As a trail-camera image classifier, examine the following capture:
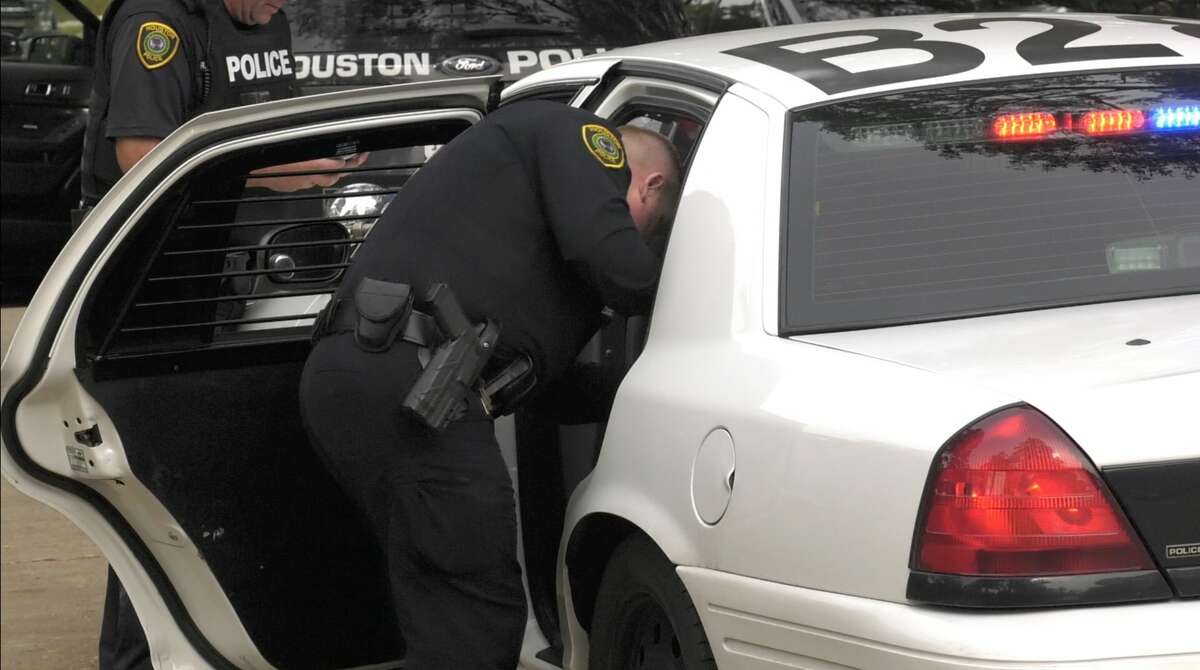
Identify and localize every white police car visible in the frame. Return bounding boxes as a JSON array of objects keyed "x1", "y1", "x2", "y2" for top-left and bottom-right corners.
[{"x1": 3, "y1": 13, "x2": 1199, "y2": 670}]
